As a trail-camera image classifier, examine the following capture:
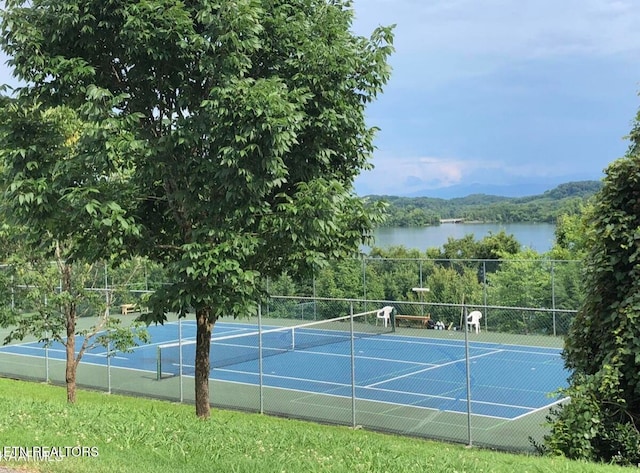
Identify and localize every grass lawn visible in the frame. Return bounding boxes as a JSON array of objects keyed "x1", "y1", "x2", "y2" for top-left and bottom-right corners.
[{"x1": 0, "y1": 378, "x2": 631, "y2": 473}]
